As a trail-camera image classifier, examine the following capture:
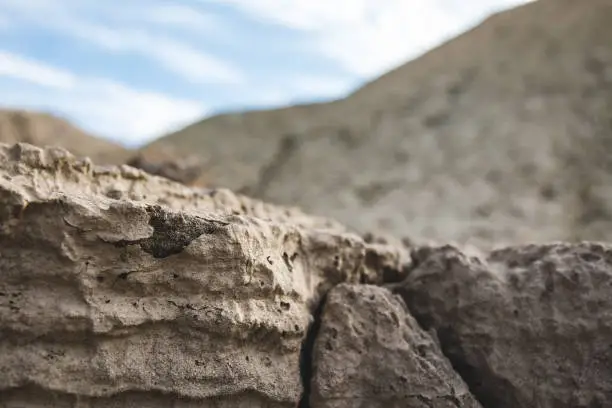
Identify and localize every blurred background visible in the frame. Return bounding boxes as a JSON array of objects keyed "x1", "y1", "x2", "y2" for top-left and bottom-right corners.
[{"x1": 2, "y1": 0, "x2": 612, "y2": 248}]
